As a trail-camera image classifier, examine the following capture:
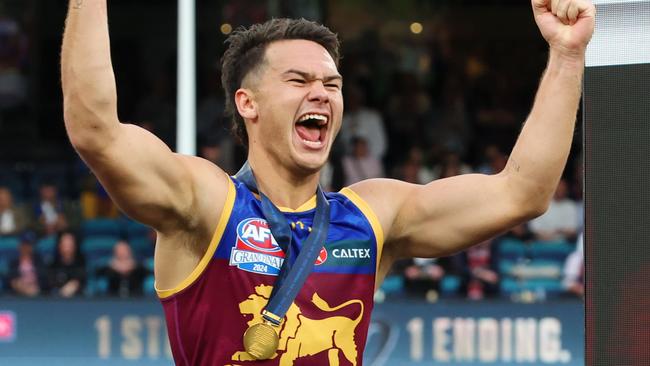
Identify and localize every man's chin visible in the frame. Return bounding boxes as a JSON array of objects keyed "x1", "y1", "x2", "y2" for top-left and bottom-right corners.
[{"x1": 293, "y1": 153, "x2": 329, "y2": 174}]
